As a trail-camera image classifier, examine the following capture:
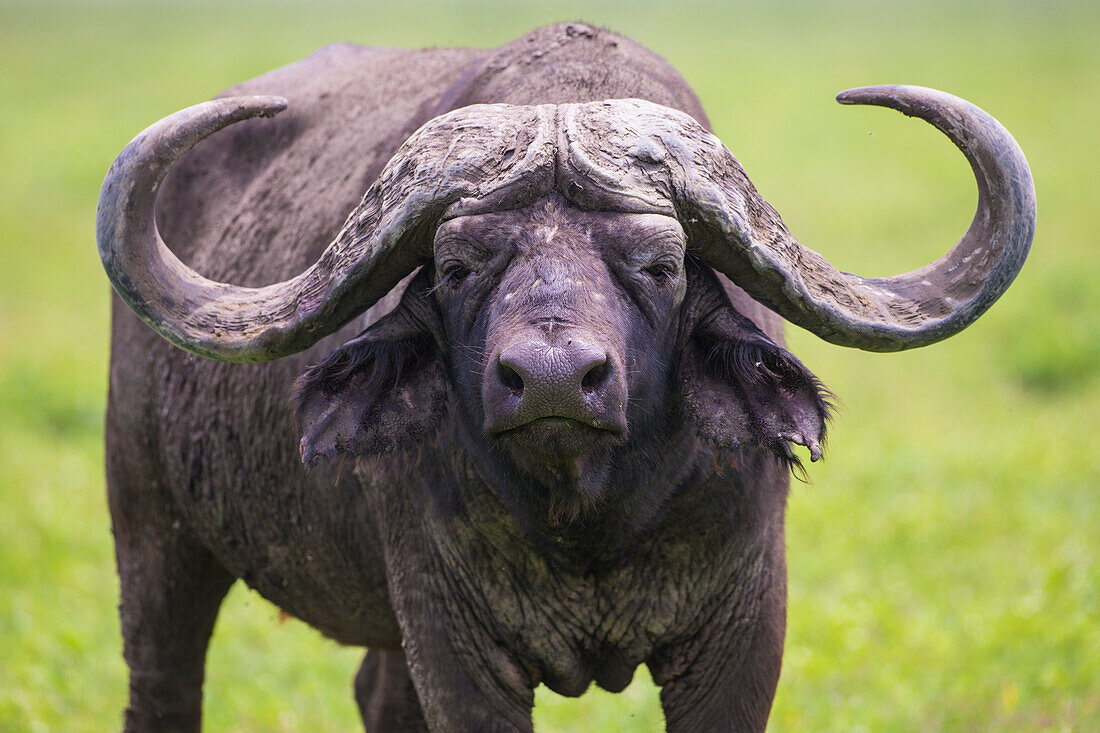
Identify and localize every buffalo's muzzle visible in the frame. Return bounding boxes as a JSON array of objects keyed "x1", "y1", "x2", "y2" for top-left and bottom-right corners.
[{"x1": 483, "y1": 335, "x2": 627, "y2": 445}]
